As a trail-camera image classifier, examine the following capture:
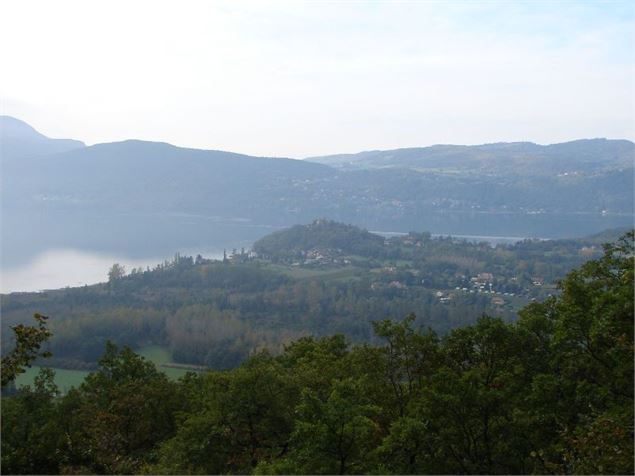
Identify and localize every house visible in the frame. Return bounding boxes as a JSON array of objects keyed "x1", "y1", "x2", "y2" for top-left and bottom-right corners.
[
  {"x1": 579, "y1": 246, "x2": 596, "y2": 256},
  {"x1": 389, "y1": 281, "x2": 407, "y2": 289}
]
